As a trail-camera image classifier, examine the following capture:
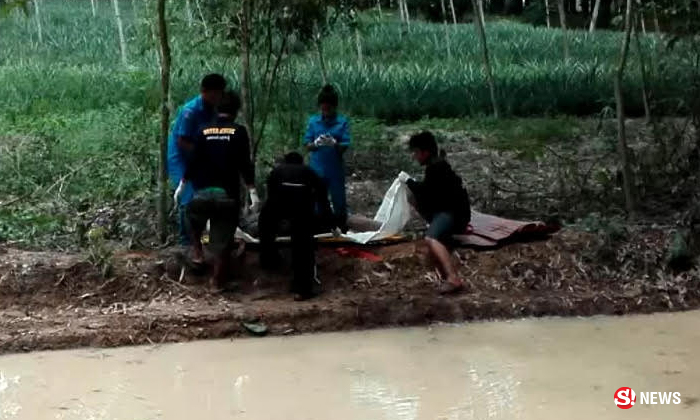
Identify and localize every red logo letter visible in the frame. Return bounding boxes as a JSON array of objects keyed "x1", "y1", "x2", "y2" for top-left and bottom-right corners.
[{"x1": 614, "y1": 387, "x2": 636, "y2": 409}]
